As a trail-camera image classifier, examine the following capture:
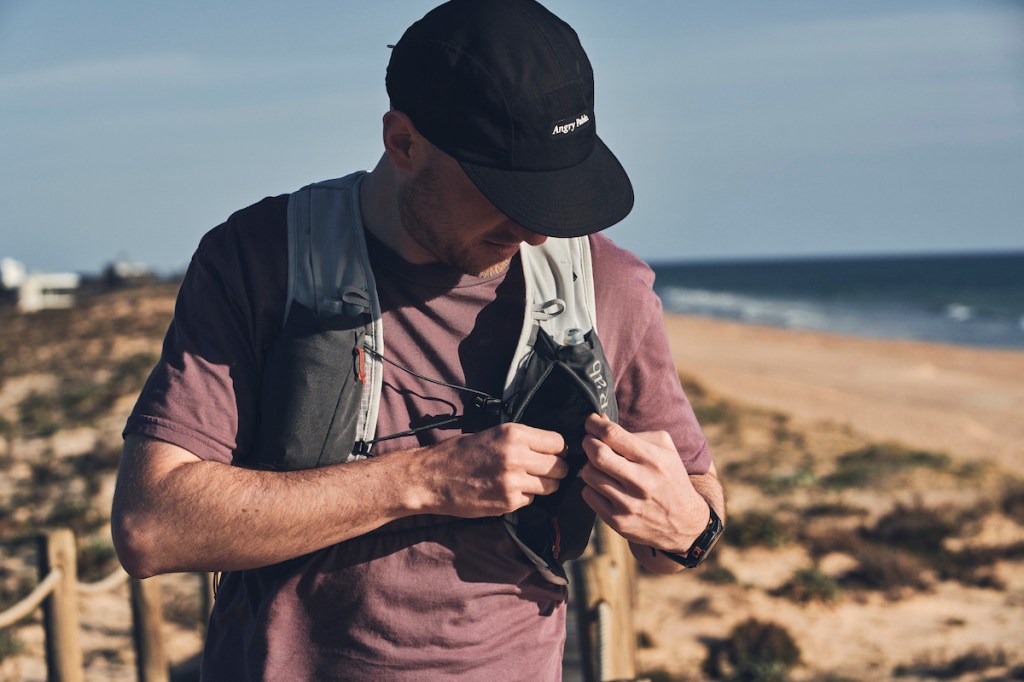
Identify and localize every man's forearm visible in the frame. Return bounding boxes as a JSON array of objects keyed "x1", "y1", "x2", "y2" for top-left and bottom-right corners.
[
  {"x1": 690, "y1": 471, "x2": 726, "y2": 525},
  {"x1": 112, "y1": 435, "x2": 427, "y2": 577},
  {"x1": 112, "y1": 425, "x2": 568, "y2": 578}
]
